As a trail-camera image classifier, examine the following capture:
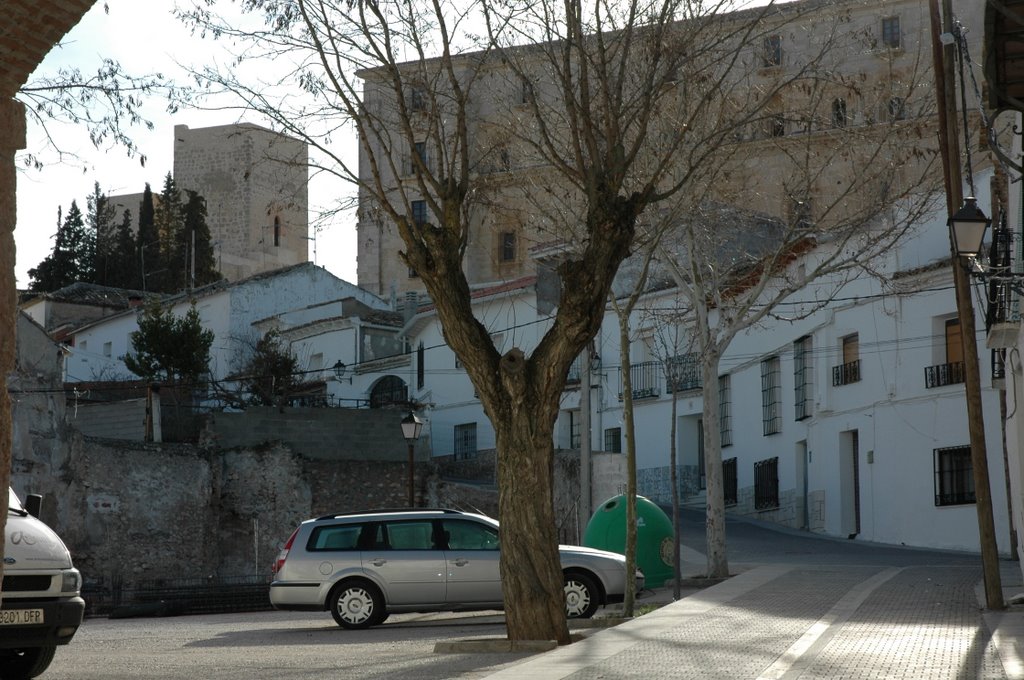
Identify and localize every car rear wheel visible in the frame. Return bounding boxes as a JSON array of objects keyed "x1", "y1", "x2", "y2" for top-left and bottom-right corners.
[
  {"x1": 563, "y1": 572, "x2": 600, "y2": 619},
  {"x1": 329, "y1": 579, "x2": 386, "y2": 629}
]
